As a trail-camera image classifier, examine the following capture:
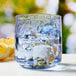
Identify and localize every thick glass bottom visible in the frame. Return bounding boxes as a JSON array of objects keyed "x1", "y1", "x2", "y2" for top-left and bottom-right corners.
[{"x1": 16, "y1": 57, "x2": 61, "y2": 69}]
